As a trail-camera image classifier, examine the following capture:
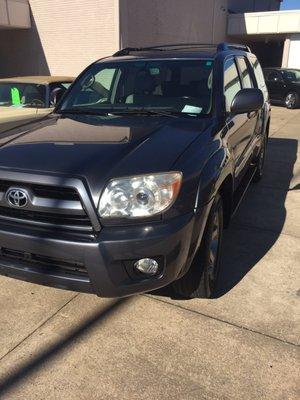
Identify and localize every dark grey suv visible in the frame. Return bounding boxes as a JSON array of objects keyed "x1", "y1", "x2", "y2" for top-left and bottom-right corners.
[{"x1": 0, "y1": 43, "x2": 270, "y2": 299}]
